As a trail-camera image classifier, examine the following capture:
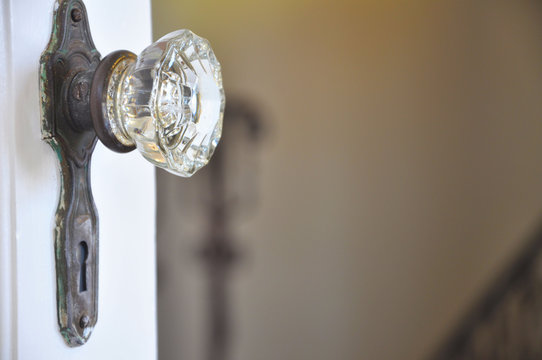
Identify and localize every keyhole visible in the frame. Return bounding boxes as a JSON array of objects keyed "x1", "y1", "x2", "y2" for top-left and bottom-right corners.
[{"x1": 78, "y1": 241, "x2": 89, "y2": 293}]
